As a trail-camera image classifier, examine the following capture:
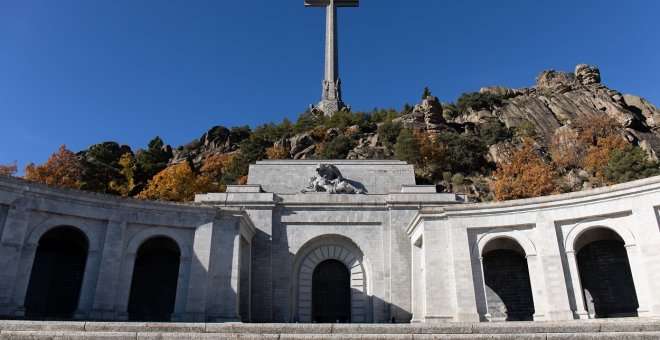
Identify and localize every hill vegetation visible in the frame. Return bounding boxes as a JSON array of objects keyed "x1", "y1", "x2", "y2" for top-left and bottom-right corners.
[{"x1": 3, "y1": 64, "x2": 660, "y2": 202}]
